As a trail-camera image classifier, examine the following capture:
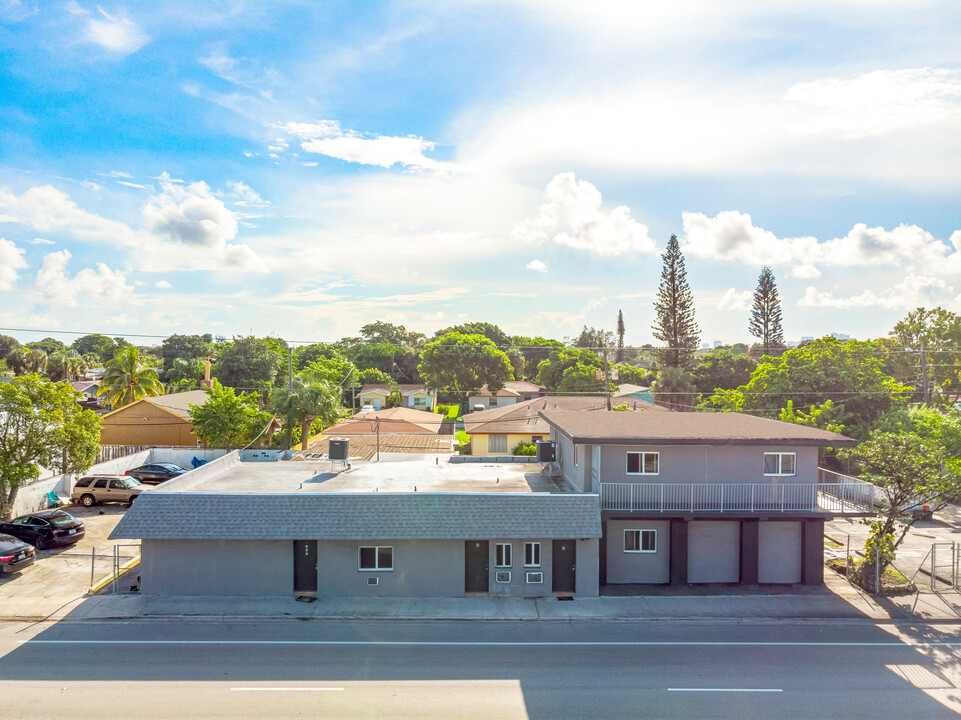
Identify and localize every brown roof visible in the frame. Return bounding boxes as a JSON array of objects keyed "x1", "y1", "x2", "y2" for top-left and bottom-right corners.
[
  {"x1": 504, "y1": 380, "x2": 546, "y2": 394},
  {"x1": 297, "y1": 433, "x2": 455, "y2": 461},
  {"x1": 99, "y1": 389, "x2": 209, "y2": 421},
  {"x1": 471, "y1": 384, "x2": 521, "y2": 398},
  {"x1": 360, "y1": 384, "x2": 429, "y2": 396},
  {"x1": 325, "y1": 407, "x2": 449, "y2": 435},
  {"x1": 465, "y1": 395, "x2": 664, "y2": 436},
  {"x1": 539, "y1": 410, "x2": 856, "y2": 446}
]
